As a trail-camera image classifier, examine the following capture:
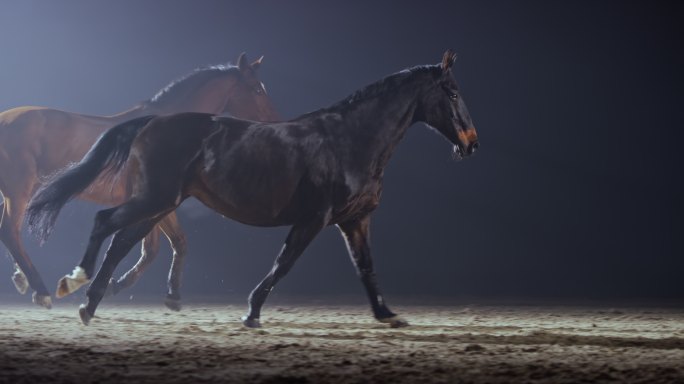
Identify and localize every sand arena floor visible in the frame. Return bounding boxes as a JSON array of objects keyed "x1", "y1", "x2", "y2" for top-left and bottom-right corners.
[{"x1": 0, "y1": 295, "x2": 683, "y2": 383}]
